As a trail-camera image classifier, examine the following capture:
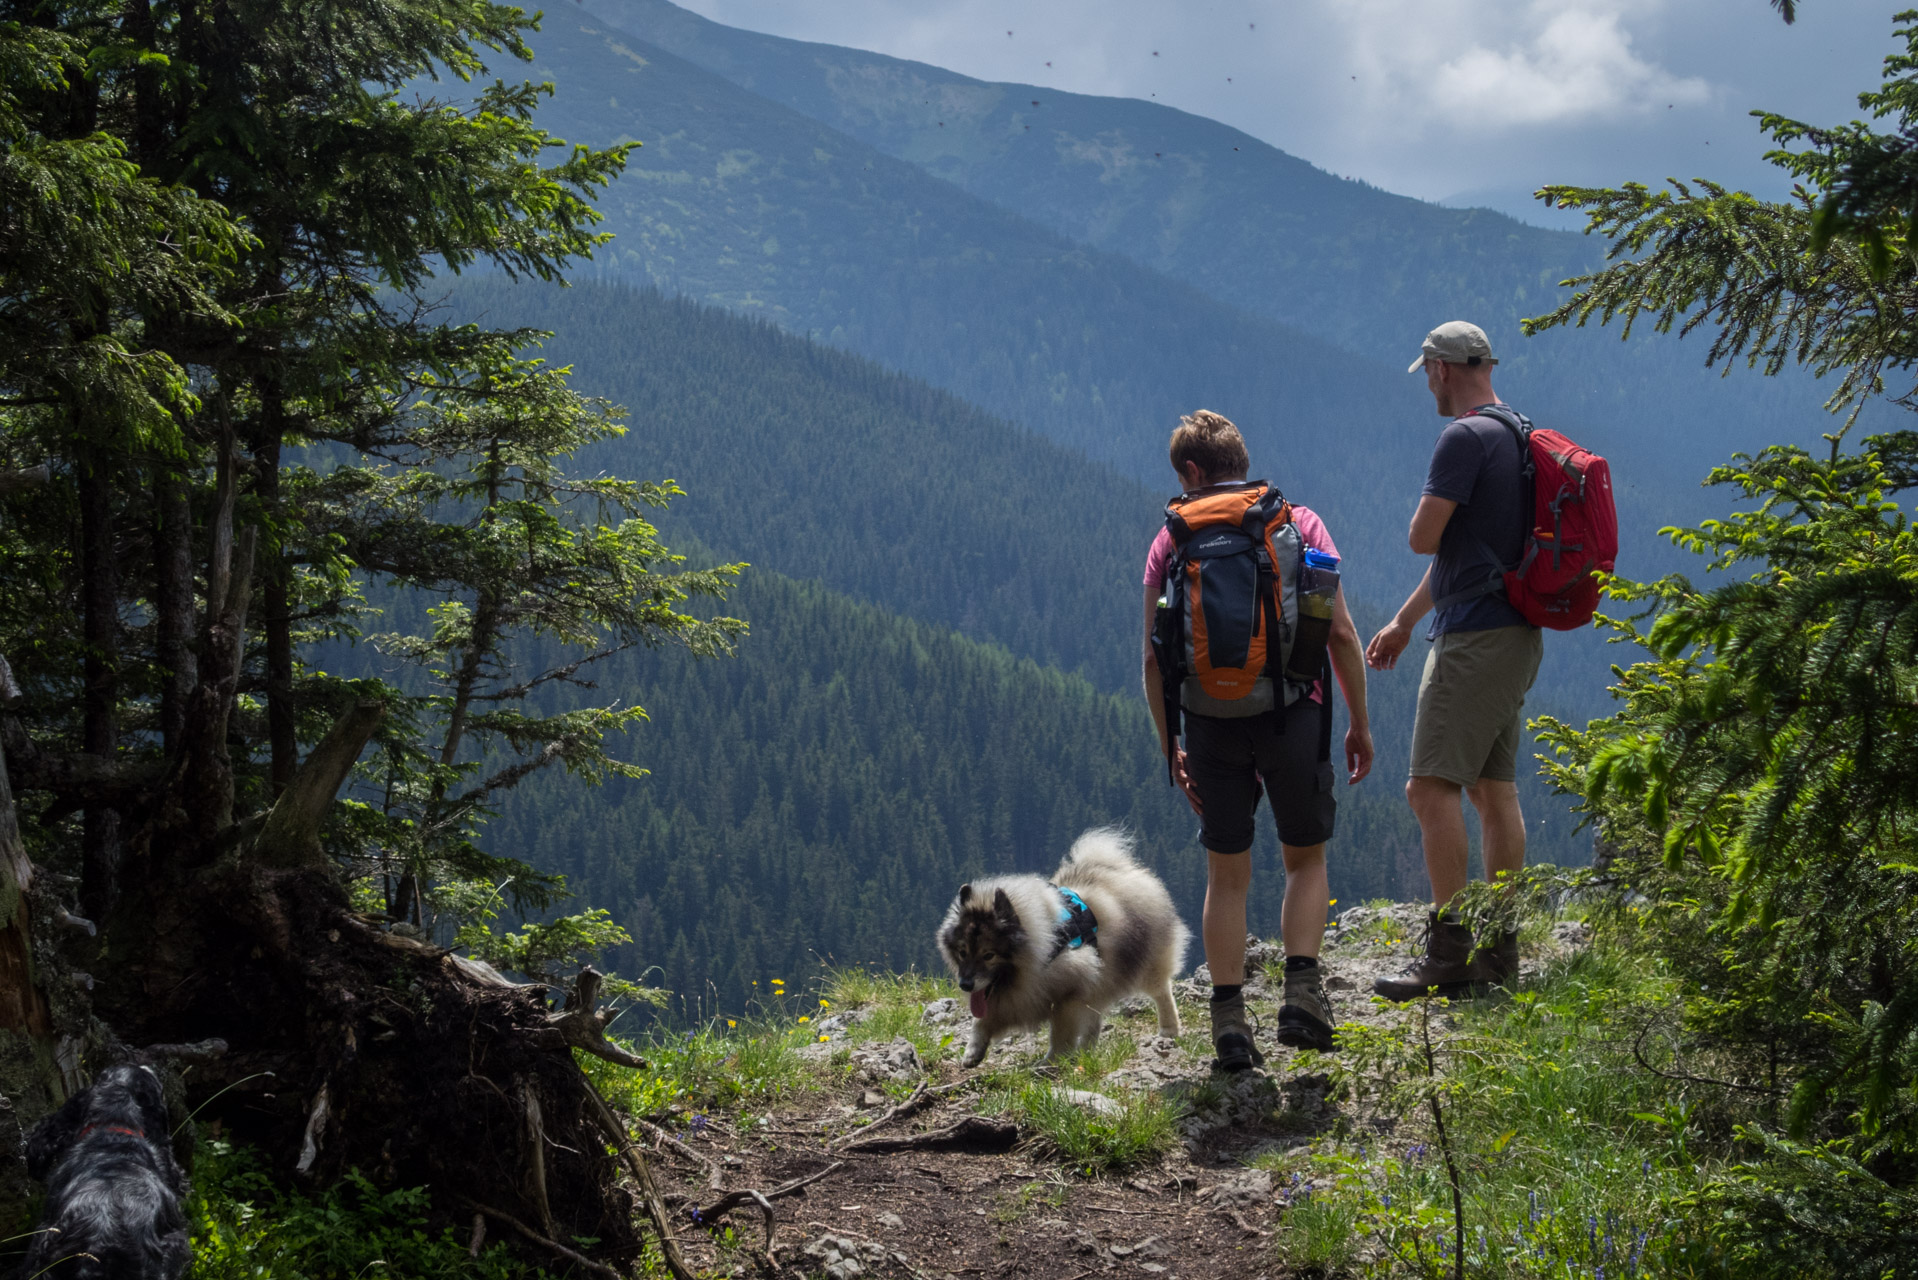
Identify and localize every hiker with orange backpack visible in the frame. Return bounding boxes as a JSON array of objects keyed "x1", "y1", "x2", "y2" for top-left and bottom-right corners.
[
  {"x1": 1365, "y1": 322, "x2": 1616, "y2": 1000},
  {"x1": 1144, "y1": 411, "x2": 1374, "y2": 1068}
]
